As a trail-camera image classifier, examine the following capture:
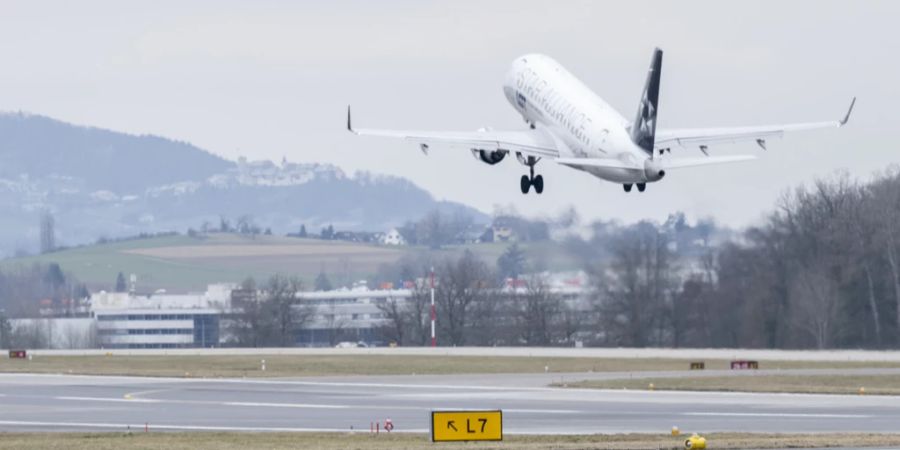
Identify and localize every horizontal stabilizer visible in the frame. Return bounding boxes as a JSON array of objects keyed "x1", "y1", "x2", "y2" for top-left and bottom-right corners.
[
  {"x1": 555, "y1": 158, "x2": 635, "y2": 170},
  {"x1": 556, "y1": 155, "x2": 755, "y2": 171},
  {"x1": 663, "y1": 155, "x2": 756, "y2": 169}
]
